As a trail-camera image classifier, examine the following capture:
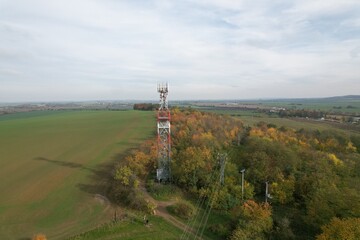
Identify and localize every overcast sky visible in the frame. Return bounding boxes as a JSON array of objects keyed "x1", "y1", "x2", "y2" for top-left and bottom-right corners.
[{"x1": 0, "y1": 0, "x2": 359, "y2": 102}]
